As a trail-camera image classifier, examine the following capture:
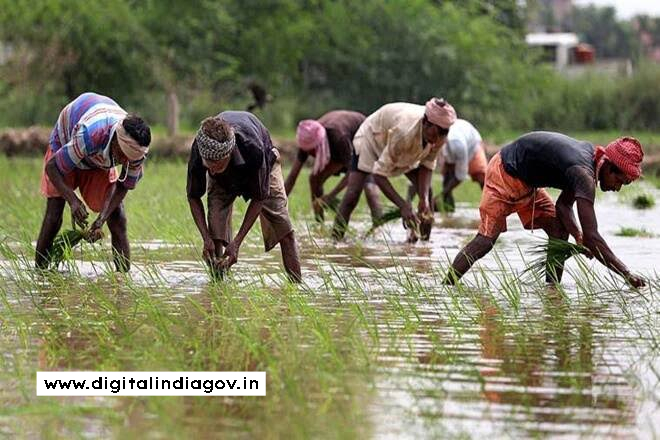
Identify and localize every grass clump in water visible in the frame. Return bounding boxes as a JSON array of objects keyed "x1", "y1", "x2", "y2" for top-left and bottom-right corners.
[
  {"x1": 615, "y1": 227, "x2": 656, "y2": 238},
  {"x1": 632, "y1": 193, "x2": 655, "y2": 209}
]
